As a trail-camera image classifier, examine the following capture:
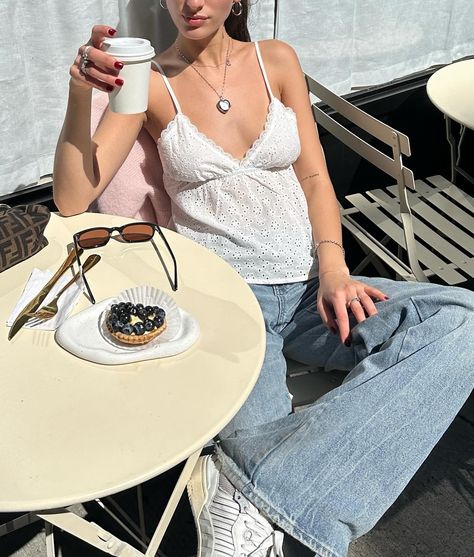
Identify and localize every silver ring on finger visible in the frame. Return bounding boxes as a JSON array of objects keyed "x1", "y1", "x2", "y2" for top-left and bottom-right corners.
[
  {"x1": 348, "y1": 296, "x2": 361, "y2": 306},
  {"x1": 81, "y1": 45, "x2": 92, "y2": 62},
  {"x1": 79, "y1": 59, "x2": 90, "y2": 76}
]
